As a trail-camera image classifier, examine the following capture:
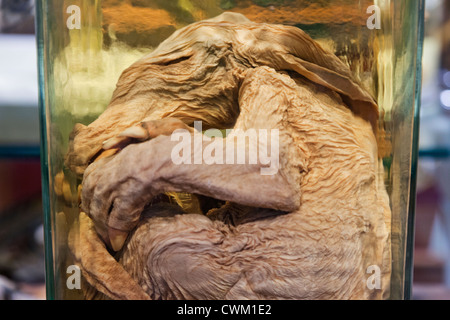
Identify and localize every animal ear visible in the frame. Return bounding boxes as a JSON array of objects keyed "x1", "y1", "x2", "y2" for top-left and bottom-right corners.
[
  {"x1": 282, "y1": 54, "x2": 379, "y2": 131},
  {"x1": 254, "y1": 25, "x2": 379, "y2": 130},
  {"x1": 292, "y1": 30, "x2": 378, "y2": 130}
]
